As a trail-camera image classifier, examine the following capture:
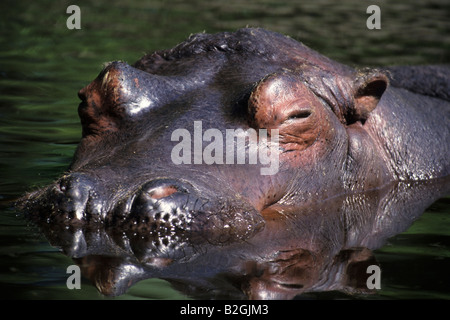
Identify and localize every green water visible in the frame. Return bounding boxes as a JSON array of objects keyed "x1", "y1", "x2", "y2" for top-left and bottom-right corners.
[{"x1": 0, "y1": 0, "x2": 449, "y2": 299}]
